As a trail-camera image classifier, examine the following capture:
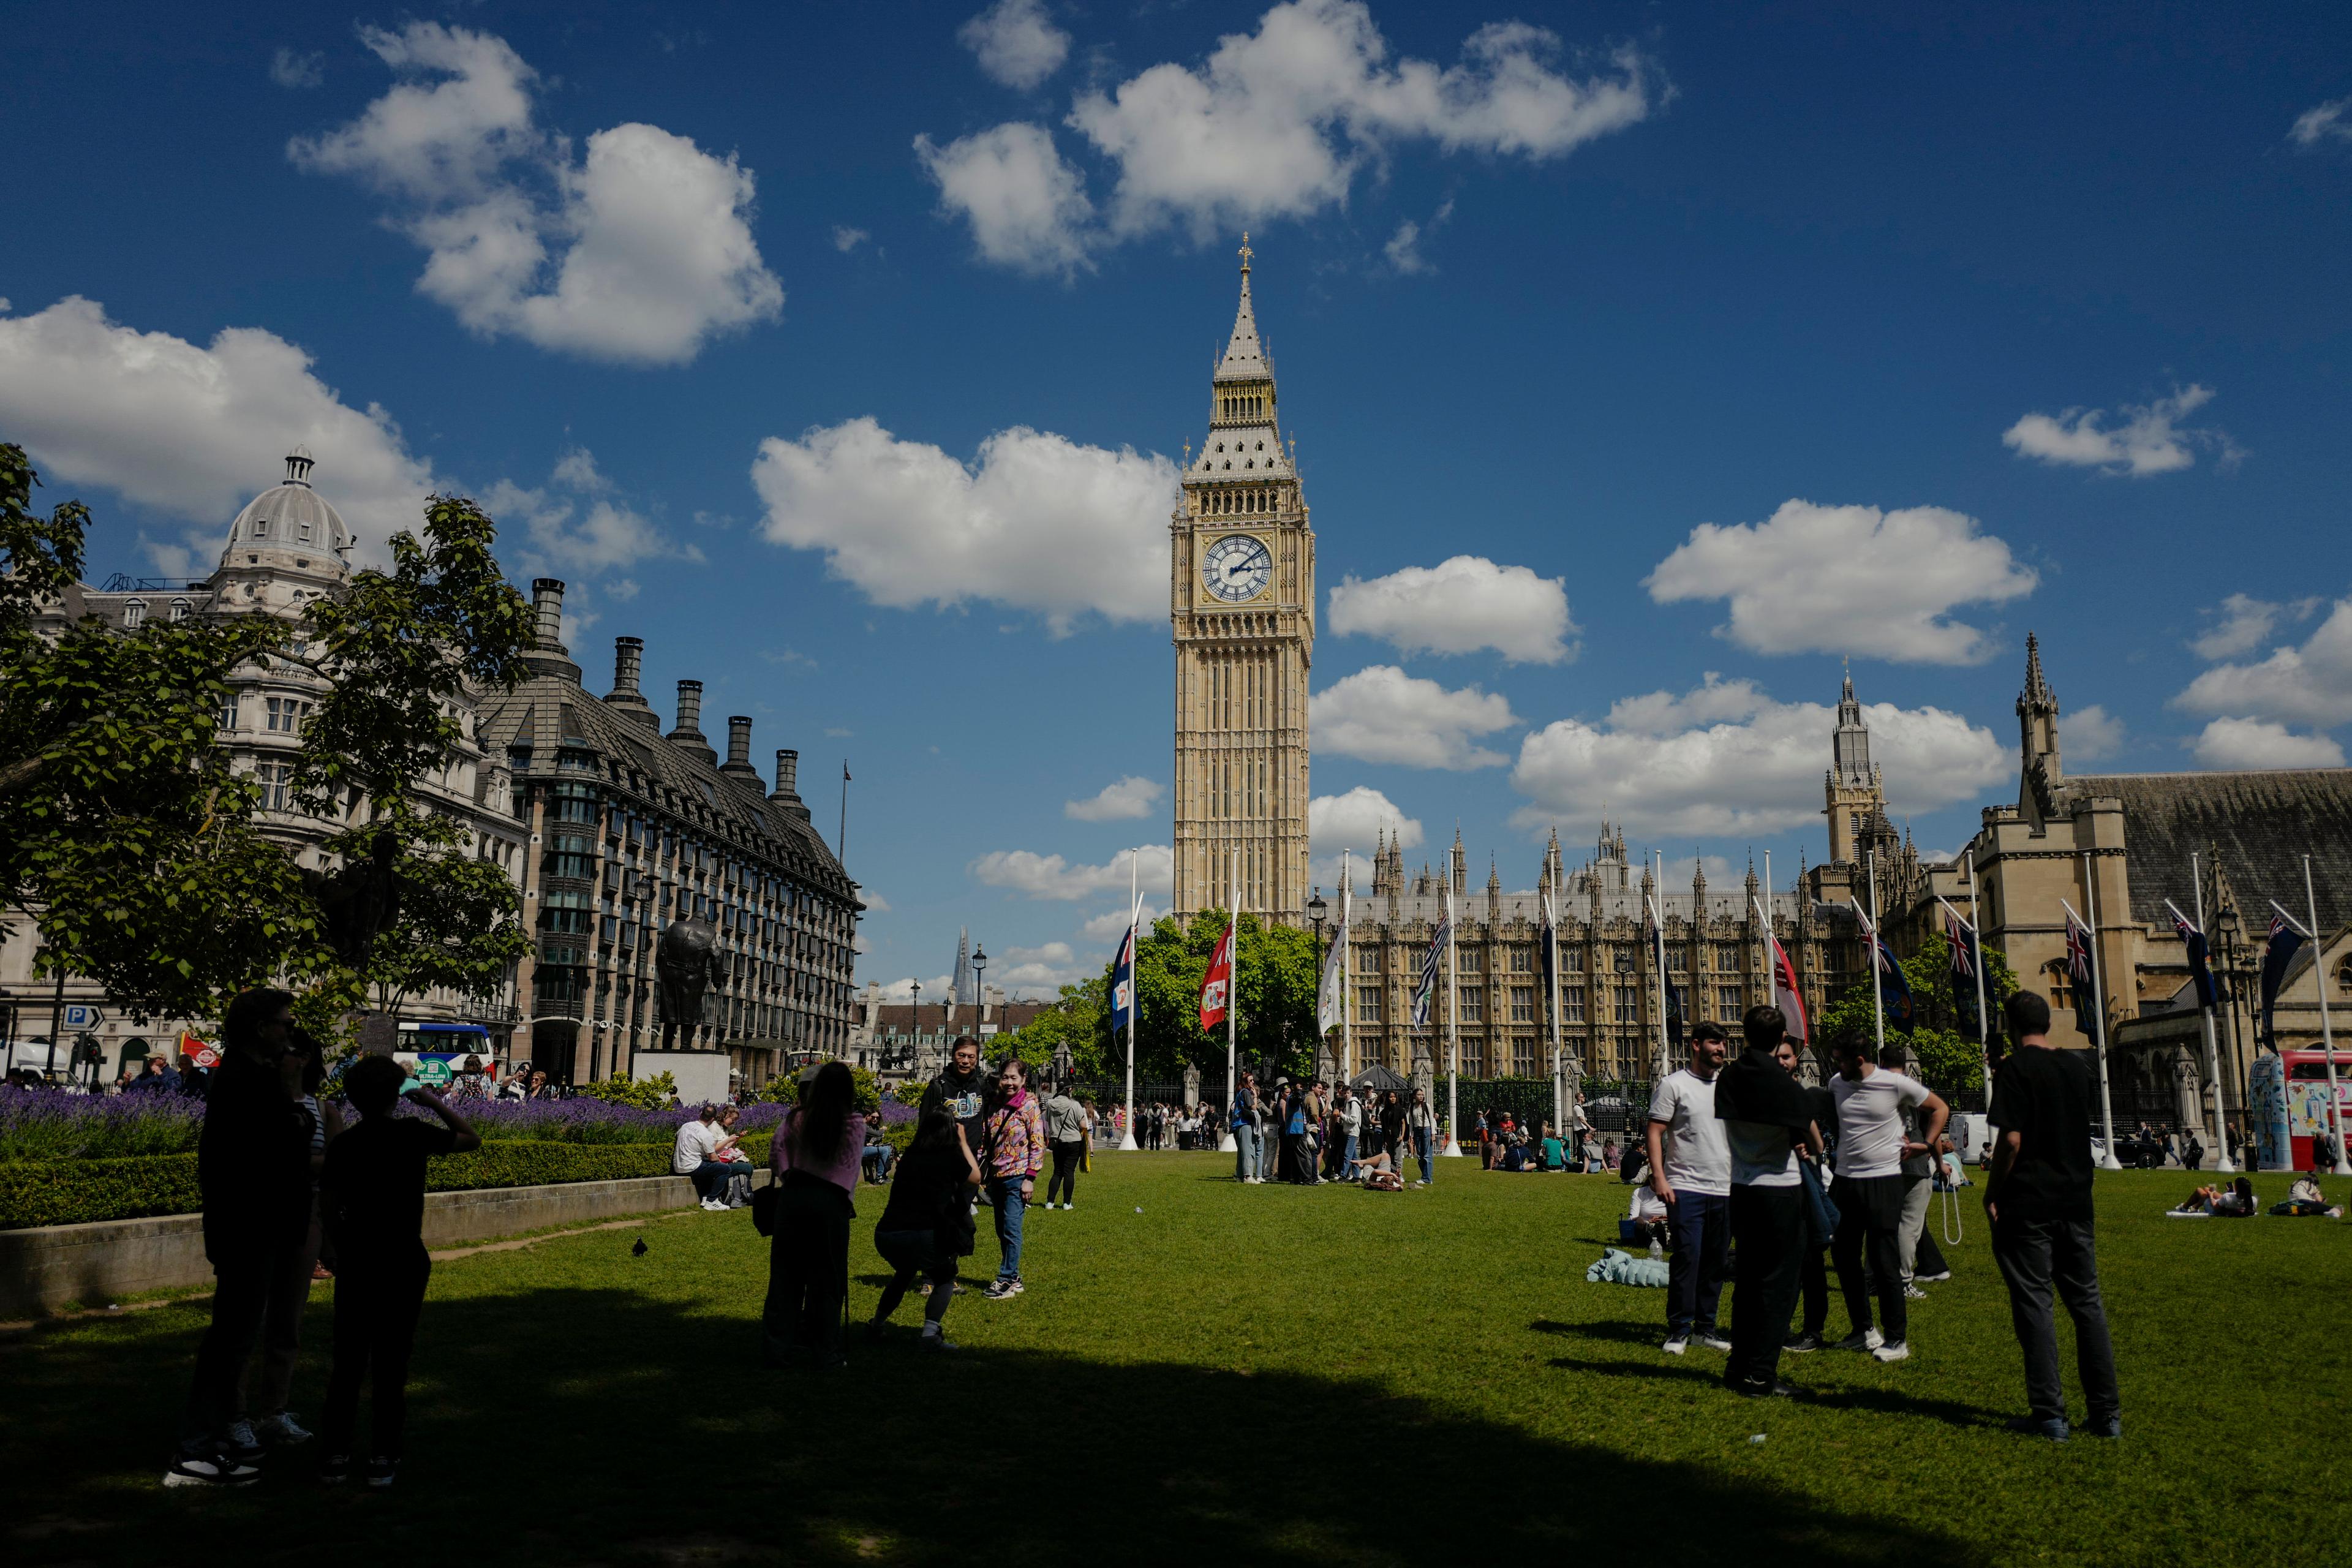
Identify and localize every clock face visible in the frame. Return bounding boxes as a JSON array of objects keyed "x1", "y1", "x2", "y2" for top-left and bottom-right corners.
[{"x1": 1202, "y1": 534, "x2": 1273, "y2": 603}]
